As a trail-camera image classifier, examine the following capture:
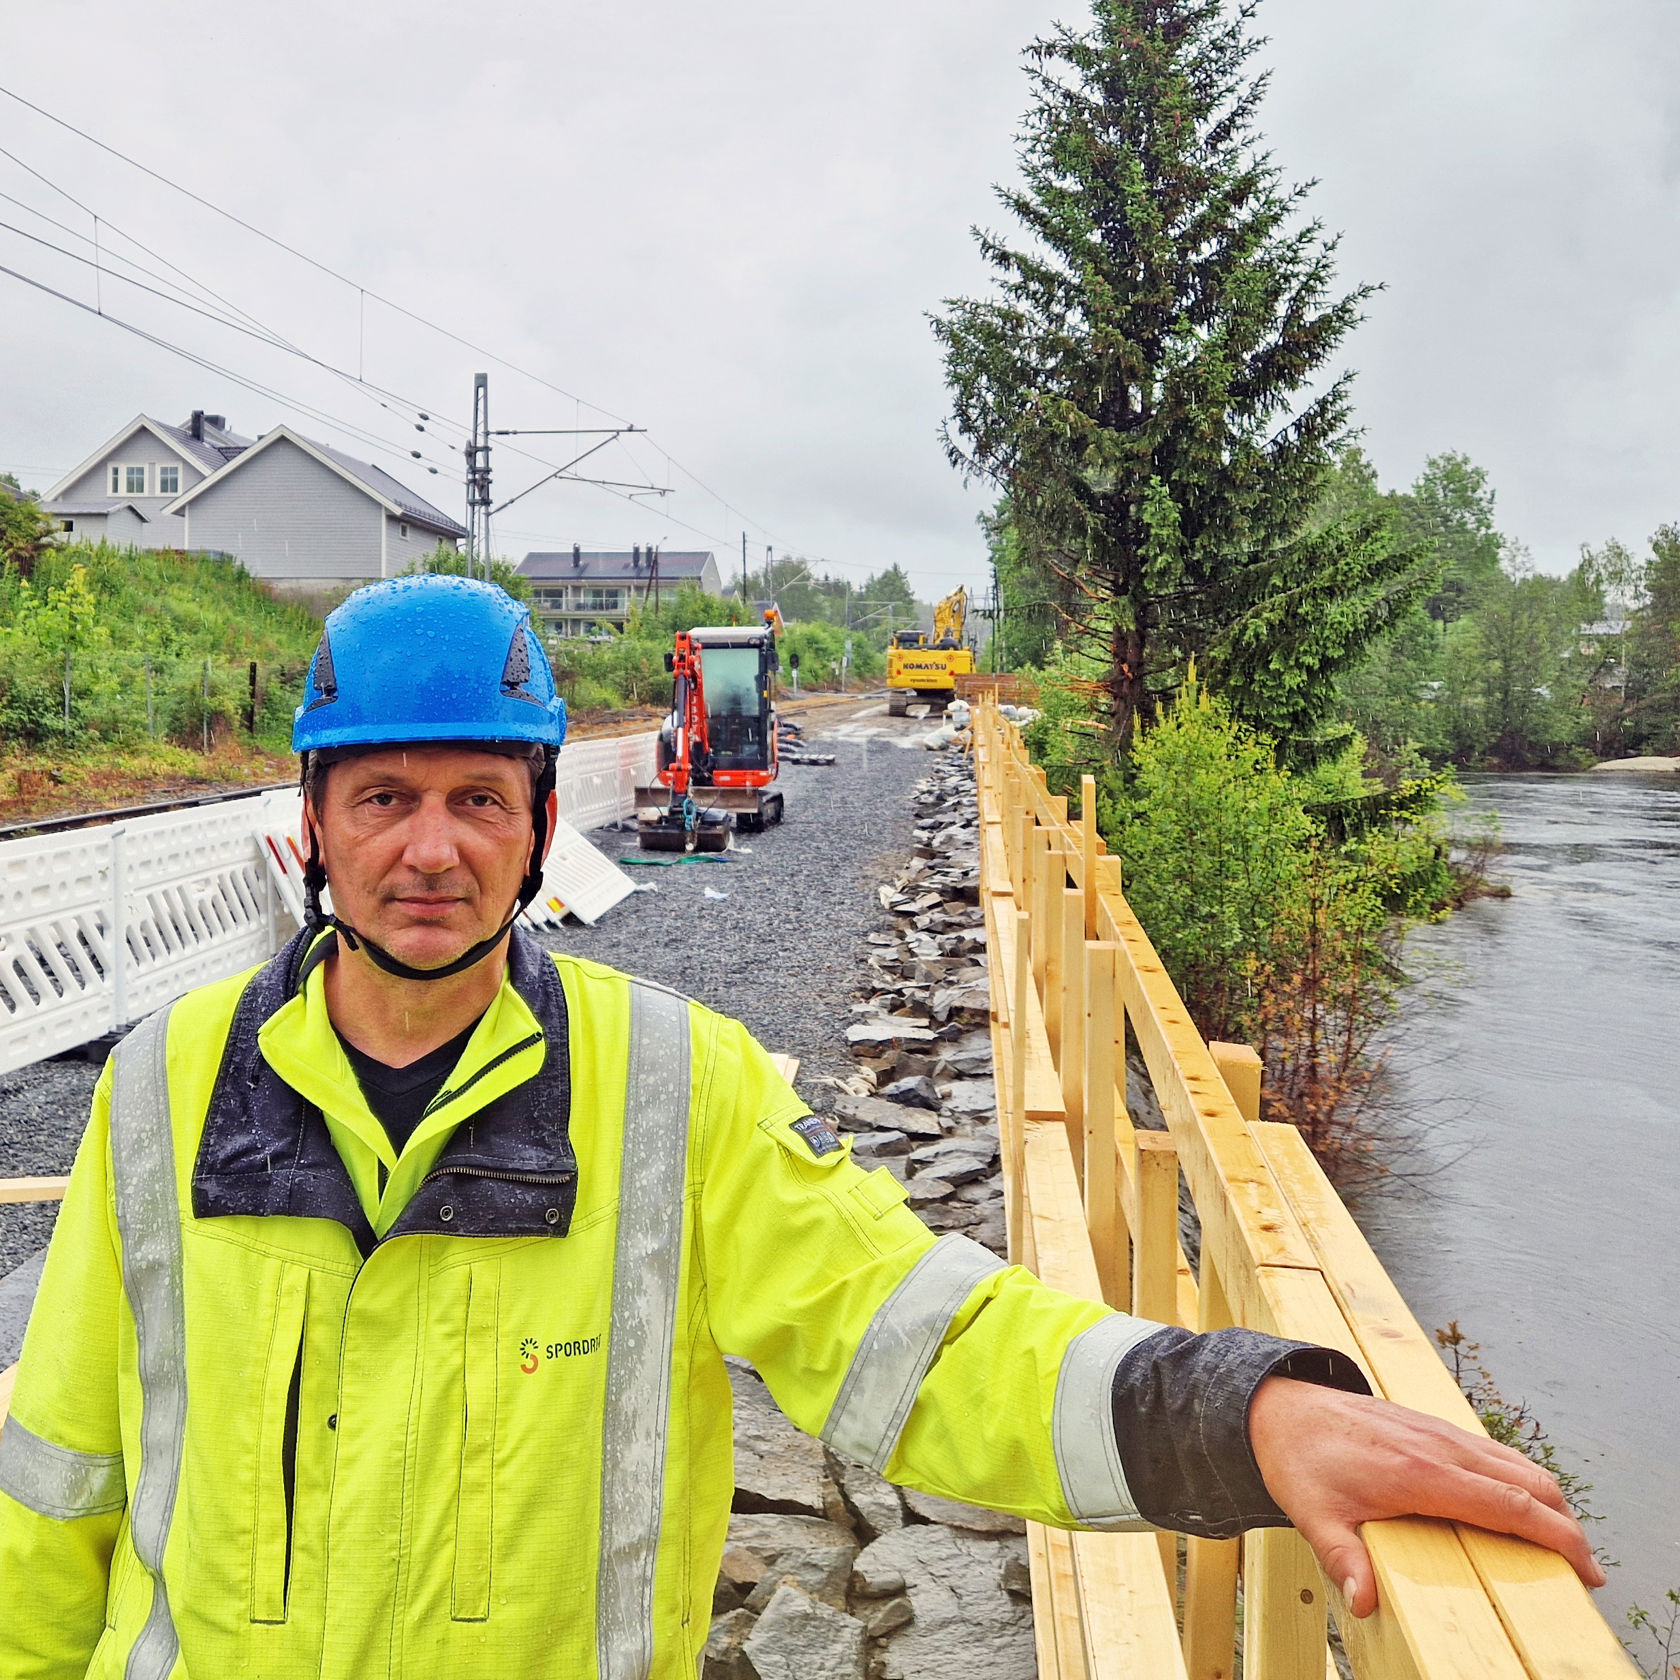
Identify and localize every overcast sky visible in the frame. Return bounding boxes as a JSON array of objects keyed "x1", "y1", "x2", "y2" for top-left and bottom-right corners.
[{"x1": 3, "y1": 0, "x2": 1679, "y2": 598}]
